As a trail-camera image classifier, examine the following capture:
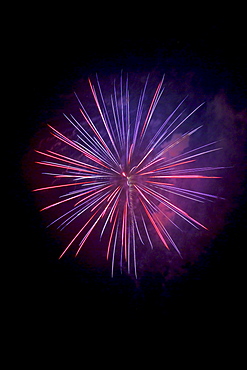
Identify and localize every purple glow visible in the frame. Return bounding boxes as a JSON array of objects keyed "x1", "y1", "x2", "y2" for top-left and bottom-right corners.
[{"x1": 31, "y1": 73, "x2": 230, "y2": 278}]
